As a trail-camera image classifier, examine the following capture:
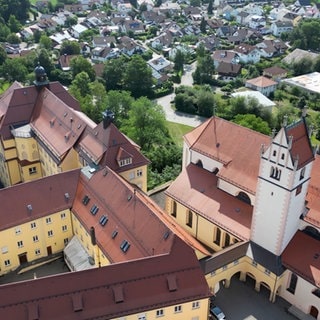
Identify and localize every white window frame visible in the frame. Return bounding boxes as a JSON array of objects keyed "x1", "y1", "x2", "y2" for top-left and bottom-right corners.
[
  {"x1": 4, "y1": 259, "x2": 10, "y2": 267},
  {"x1": 48, "y1": 230, "x2": 53, "y2": 237},
  {"x1": 31, "y1": 222, "x2": 36, "y2": 229},
  {"x1": 17, "y1": 240, "x2": 23, "y2": 248},
  {"x1": 62, "y1": 225, "x2": 67, "y2": 232},
  {"x1": 46, "y1": 217, "x2": 52, "y2": 224}
]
